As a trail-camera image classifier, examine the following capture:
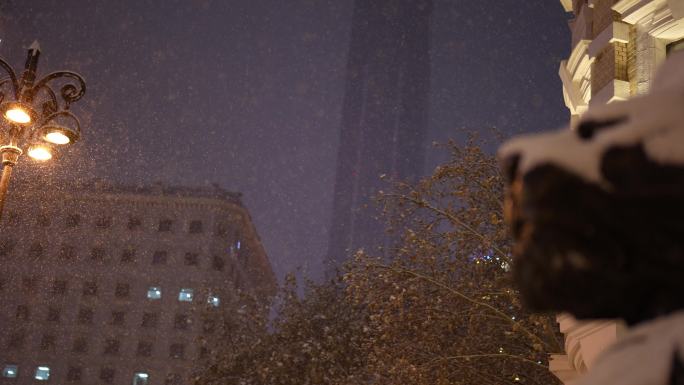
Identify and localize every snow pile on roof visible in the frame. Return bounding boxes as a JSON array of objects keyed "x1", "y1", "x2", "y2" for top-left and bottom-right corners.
[
  {"x1": 499, "y1": 51, "x2": 684, "y2": 187},
  {"x1": 575, "y1": 311, "x2": 684, "y2": 385}
]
